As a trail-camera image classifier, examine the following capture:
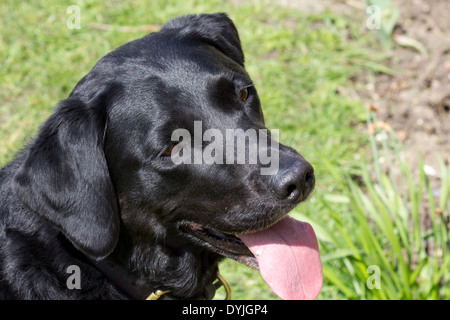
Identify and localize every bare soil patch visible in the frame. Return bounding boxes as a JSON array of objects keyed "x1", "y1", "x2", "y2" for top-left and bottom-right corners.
[{"x1": 284, "y1": 0, "x2": 450, "y2": 175}]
